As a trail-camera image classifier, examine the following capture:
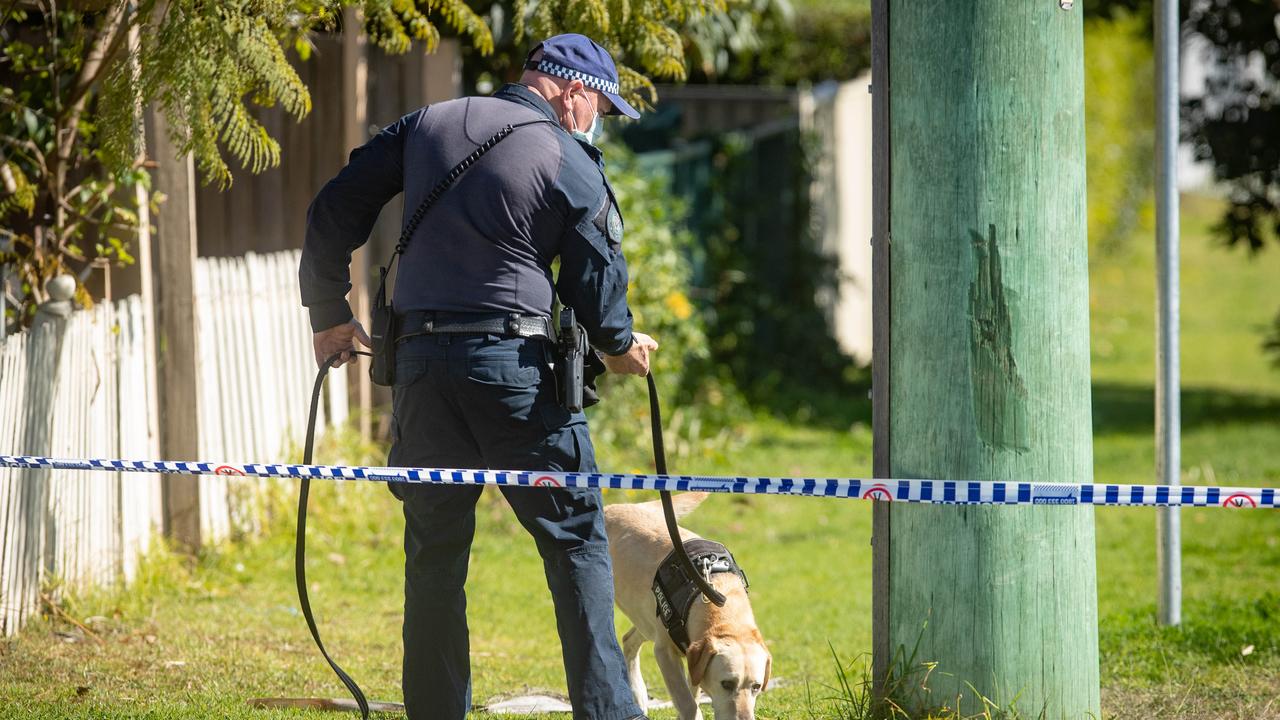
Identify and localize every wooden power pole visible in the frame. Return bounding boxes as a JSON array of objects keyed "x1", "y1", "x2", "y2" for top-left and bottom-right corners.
[
  {"x1": 871, "y1": 2, "x2": 1101, "y2": 717},
  {"x1": 341, "y1": 6, "x2": 373, "y2": 439},
  {"x1": 149, "y1": 111, "x2": 202, "y2": 552}
]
